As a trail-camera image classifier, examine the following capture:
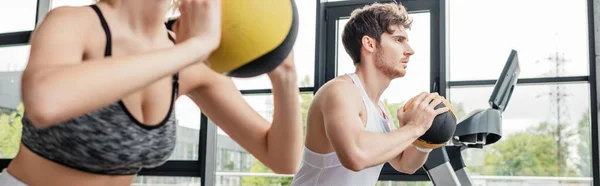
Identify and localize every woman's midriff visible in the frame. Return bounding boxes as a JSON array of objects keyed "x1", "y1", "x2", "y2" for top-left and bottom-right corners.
[{"x1": 7, "y1": 144, "x2": 136, "y2": 186}]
